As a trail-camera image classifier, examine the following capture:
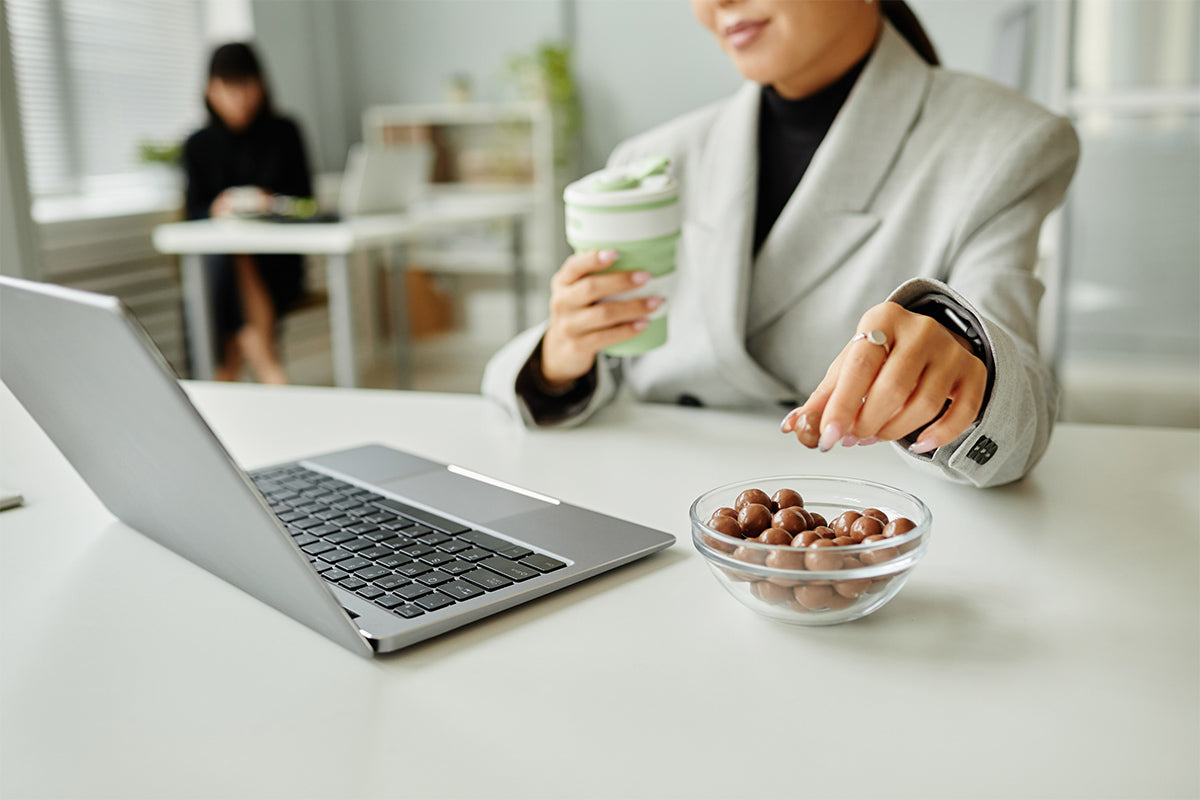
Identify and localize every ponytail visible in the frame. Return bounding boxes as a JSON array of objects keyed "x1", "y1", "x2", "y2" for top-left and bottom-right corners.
[{"x1": 880, "y1": 1, "x2": 940, "y2": 66}]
